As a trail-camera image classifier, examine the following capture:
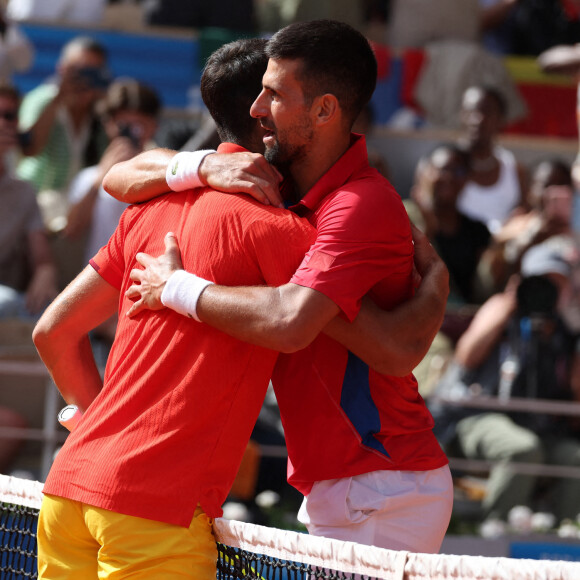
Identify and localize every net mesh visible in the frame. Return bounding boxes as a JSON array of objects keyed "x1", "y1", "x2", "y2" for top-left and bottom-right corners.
[{"x1": 2, "y1": 474, "x2": 580, "y2": 580}]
